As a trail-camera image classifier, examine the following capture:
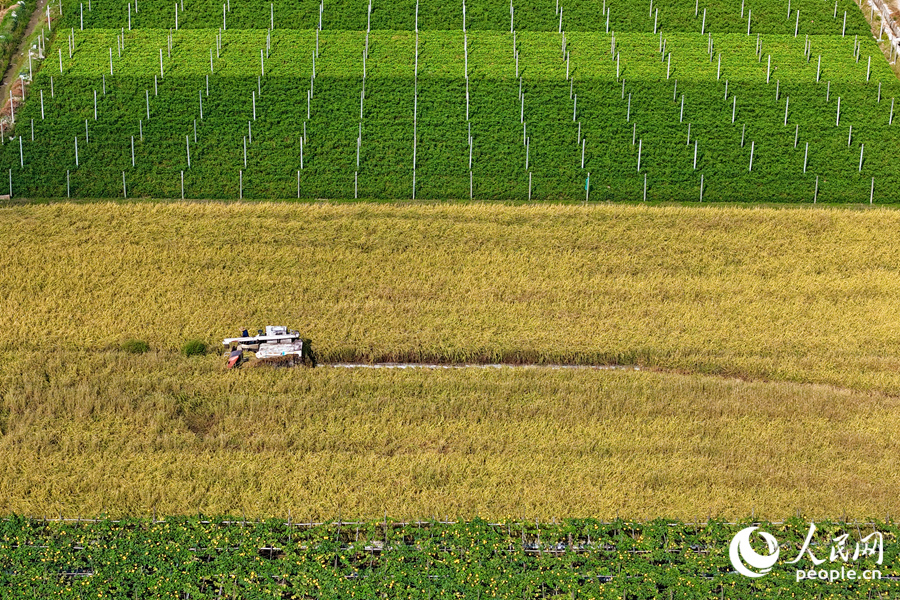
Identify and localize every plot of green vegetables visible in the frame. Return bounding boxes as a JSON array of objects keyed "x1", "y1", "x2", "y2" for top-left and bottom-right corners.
[
  {"x1": 1, "y1": 517, "x2": 898, "y2": 599},
  {"x1": 3, "y1": 0, "x2": 896, "y2": 201}
]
